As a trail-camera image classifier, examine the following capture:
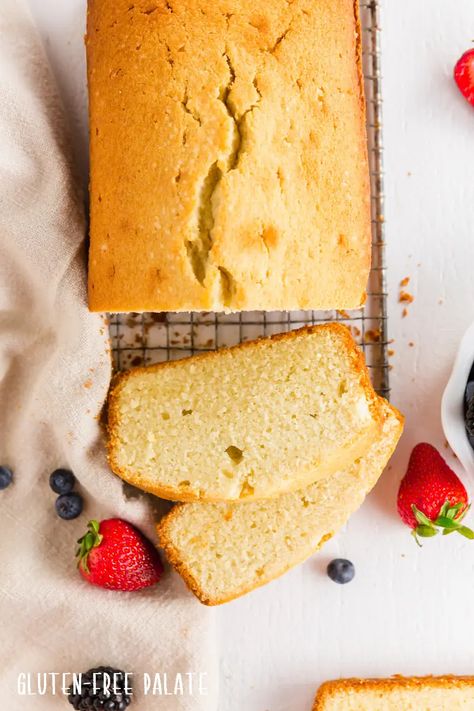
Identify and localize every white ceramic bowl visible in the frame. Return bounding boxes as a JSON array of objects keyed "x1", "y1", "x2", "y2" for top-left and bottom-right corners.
[{"x1": 441, "y1": 320, "x2": 474, "y2": 475}]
